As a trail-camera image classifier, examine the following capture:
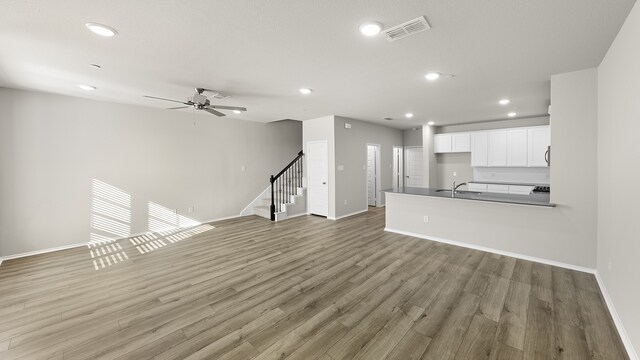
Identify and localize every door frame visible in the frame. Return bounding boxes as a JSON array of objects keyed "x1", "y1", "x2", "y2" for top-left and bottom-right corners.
[
  {"x1": 365, "y1": 143, "x2": 381, "y2": 208},
  {"x1": 306, "y1": 140, "x2": 329, "y2": 216},
  {"x1": 392, "y1": 146, "x2": 404, "y2": 190}
]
